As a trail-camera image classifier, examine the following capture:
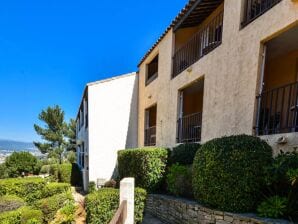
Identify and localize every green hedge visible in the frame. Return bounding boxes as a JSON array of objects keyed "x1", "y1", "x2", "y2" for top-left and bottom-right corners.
[
  {"x1": 59, "y1": 164, "x2": 72, "y2": 183},
  {"x1": 0, "y1": 206, "x2": 42, "y2": 224},
  {"x1": 170, "y1": 143, "x2": 200, "y2": 165},
  {"x1": 0, "y1": 178, "x2": 46, "y2": 203},
  {"x1": 41, "y1": 182, "x2": 71, "y2": 198},
  {"x1": 0, "y1": 195, "x2": 25, "y2": 213},
  {"x1": 166, "y1": 164, "x2": 193, "y2": 198},
  {"x1": 193, "y1": 135, "x2": 272, "y2": 212},
  {"x1": 49, "y1": 163, "x2": 79, "y2": 185},
  {"x1": 34, "y1": 191, "x2": 73, "y2": 223},
  {"x1": 118, "y1": 148, "x2": 168, "y2": 191},
  {"x1": 85, "y1": 188, "x2": 147, "y2": 224}
]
